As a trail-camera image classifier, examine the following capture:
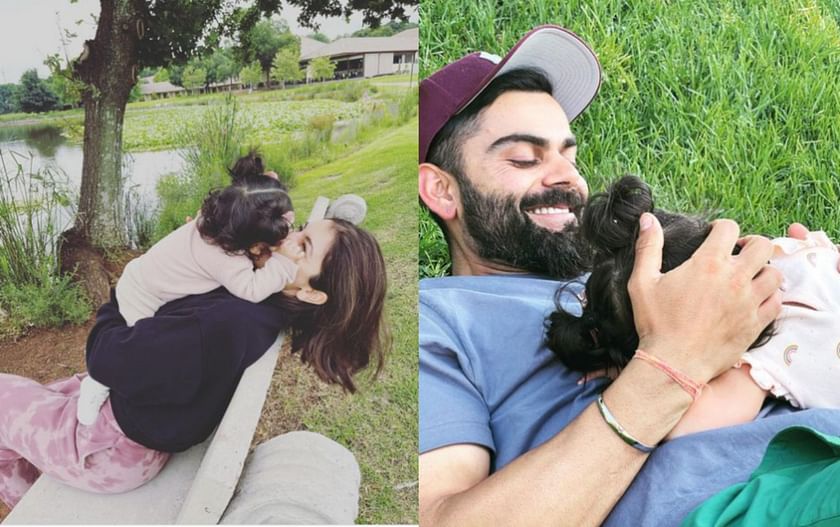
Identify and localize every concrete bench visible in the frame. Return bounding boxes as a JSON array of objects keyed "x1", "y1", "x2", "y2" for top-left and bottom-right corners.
[{"x1": 4, "y1": 336, "x2": 284, "y2": 525}]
